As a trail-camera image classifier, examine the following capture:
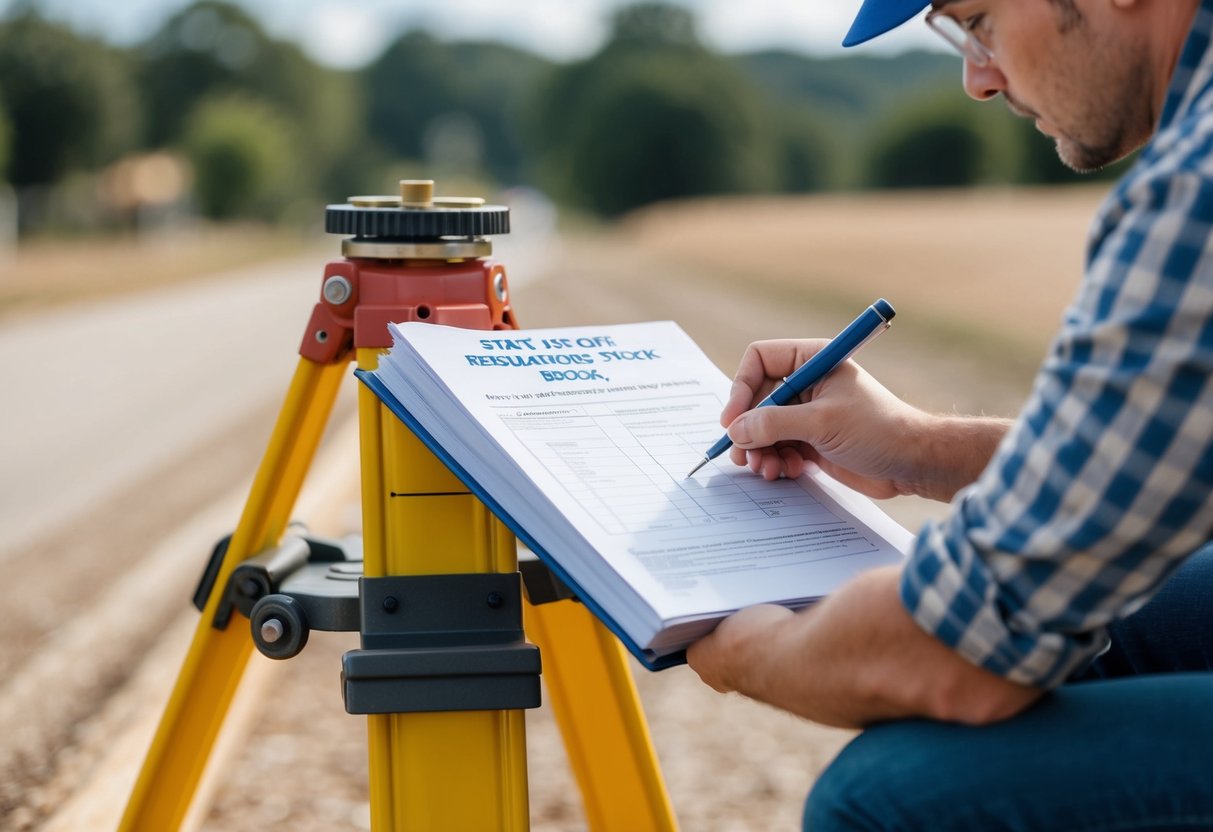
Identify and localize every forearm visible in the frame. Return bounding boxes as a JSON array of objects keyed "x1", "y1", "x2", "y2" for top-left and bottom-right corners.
[
  {"x1": 688, "y1": 566, "x2": 1041, "y2": 728},
  {"x1": 906, "y1": 413, "x2": 1014, "y2": 502}
]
